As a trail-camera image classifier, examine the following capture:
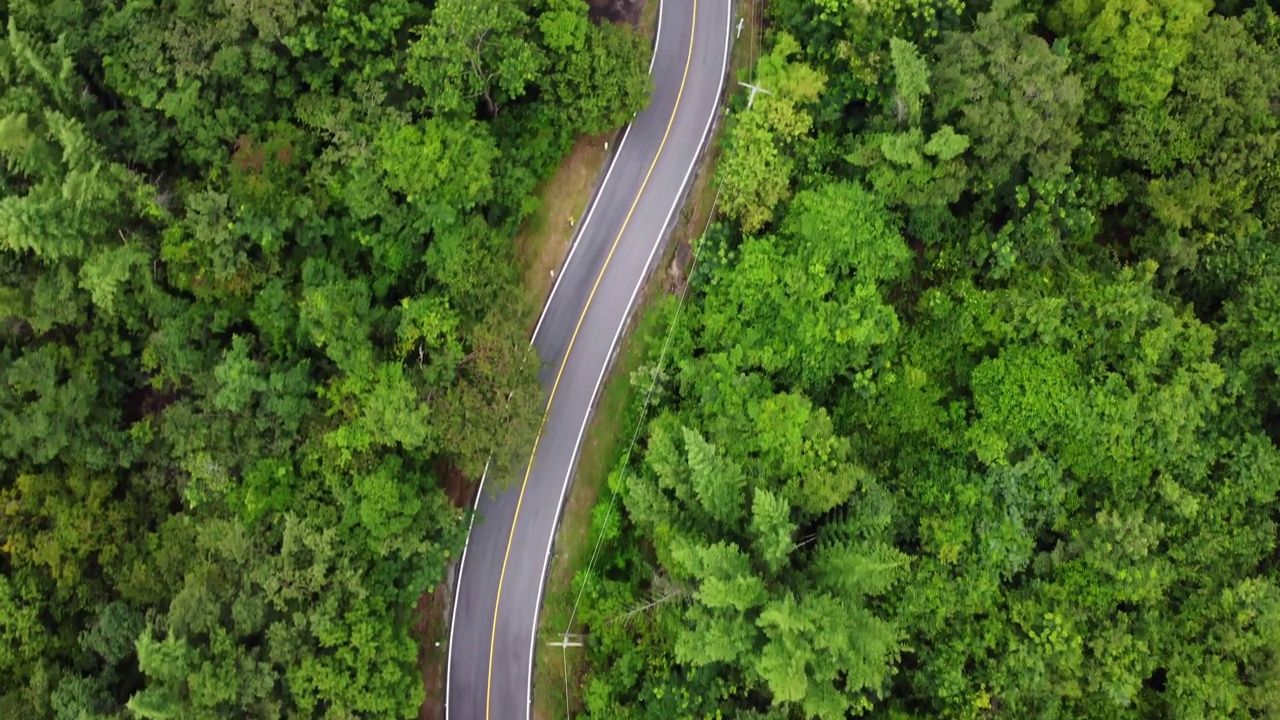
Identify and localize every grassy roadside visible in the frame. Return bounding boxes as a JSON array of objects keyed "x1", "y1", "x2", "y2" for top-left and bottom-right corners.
[
  {"x1": 514, "y1": 134, "x2": 613, "y2": 324},
  {"x1": 531, "y1": 1, "x2": 760, "y2": 717},
  {"x1": 641, "y1": 0, "x2": 658, "y2": 40},
  {"x1": 531, "y1": 303, "x2": 662, "y2": 720}
]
